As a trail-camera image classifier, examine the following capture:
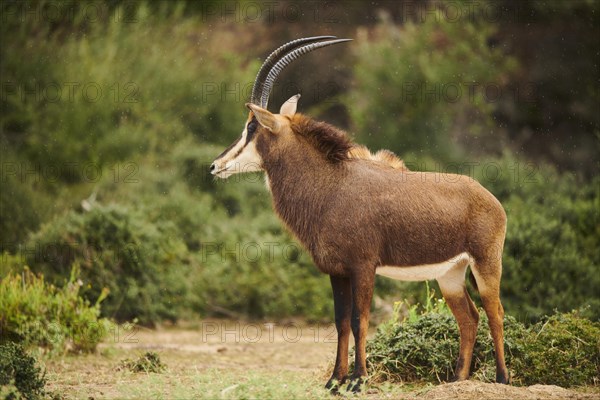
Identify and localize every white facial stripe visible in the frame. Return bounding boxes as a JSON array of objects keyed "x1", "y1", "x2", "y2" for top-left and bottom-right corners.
[
  {"x1": 215, "y1": 121, "x2": 263, "y2": 179},
  {"x1": 222, "y1": 140, "x2": 262, "y2": 177},
  {"x1": 228, "y1": 126, "x2": 248, "y2": 159}
]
